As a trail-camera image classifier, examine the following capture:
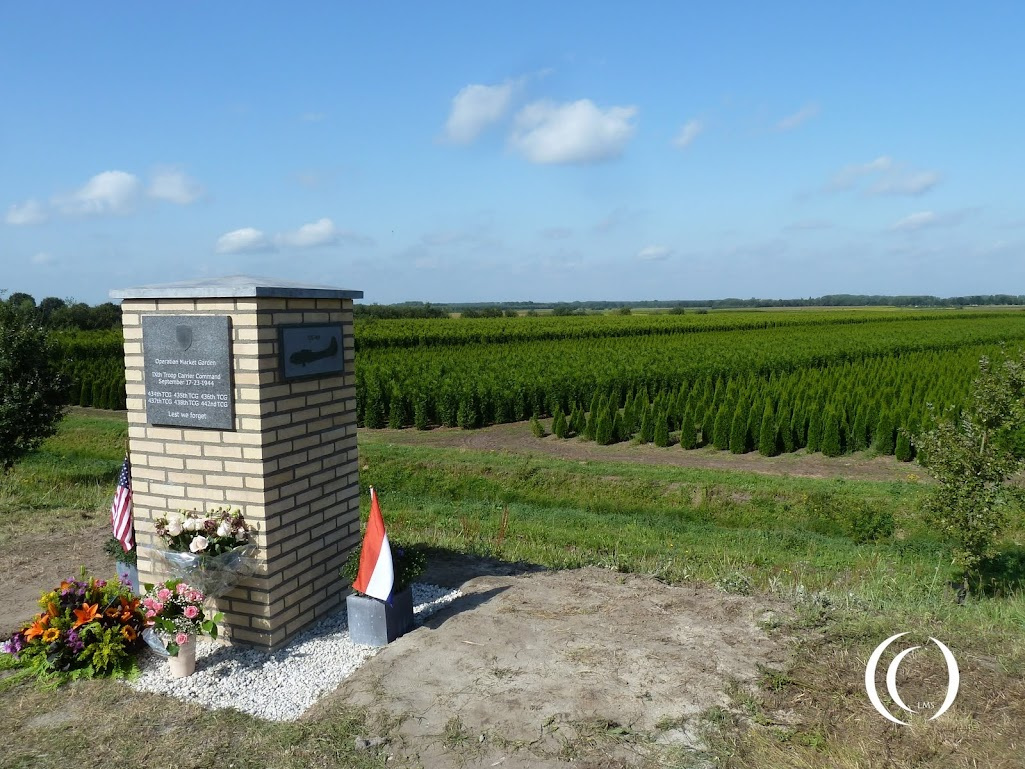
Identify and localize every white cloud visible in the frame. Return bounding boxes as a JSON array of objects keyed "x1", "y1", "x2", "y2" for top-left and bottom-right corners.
[
  {"x1": 826, "y1": 156, "x2": 940, "y2": 197},
  {"x1": 828, "y1": 156, "x2": 893, "y2": 191},
  {"x1": 636, "y1": 244, "x2": 672, "y2": 261},
  {"x1": 278, "y1": 218, "x2": 338, "y2": 248},
  {"x1": 148, "y1": 167, "x2": 204, "y2": 205},
  {"x1": 871, "y1": 170, "x2": 942, "y2": 196},
  {"x1": 30, "y1": 251, "x2": 54, "y2": 265},
  {"x1": 890, "y1": 211, "x2": 938, "y2": 231},
  {"x1": 776, "y1": 103, "x2": 820, "y2": 131},
  {"x1": 443, "y1": 81, "x2": 517, "y2": 144},
  {"x1": 890, "y1": 209, "x2": 971, "y2": 232},
  {"x1": 5, "y1": 199, "x2": 47, "y2": 225},
  {"x1": 56, "y1": 170, "x2": 141, "y2": 215},
  {"x1": 672, "y1": 119, "x2": 703, "y2": 149},
  {"x1": 510, "y1": 99, "x2": 638, "y2": 165},
  {"x1": 215, "y1": 227, "x2": 273, "y2": 254}
]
